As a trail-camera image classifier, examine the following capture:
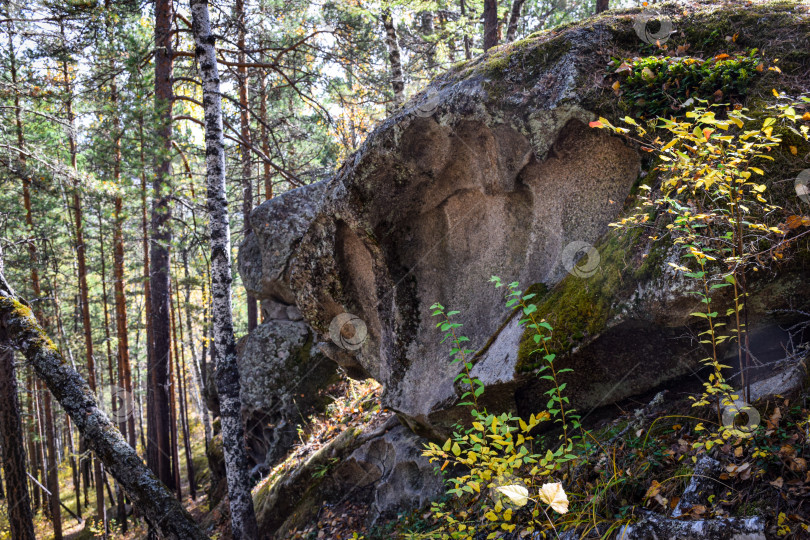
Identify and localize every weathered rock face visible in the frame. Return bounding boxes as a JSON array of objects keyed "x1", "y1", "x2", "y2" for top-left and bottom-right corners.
[
  {"x1": 236, "y1": 308, "x2": 338, "y2": 472},
  {"x1": 239, "y1": 3, "x2": 810, "y2": 437},
  {"x1": 240, "y1": 35, "x2": 644, "y2": 434},
  {"x1": 331, "y1": 425, "x2": 445, "y2": 523},
  {"x1": 252, "y1": 415, "x2": 442, "y2": 538}
]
